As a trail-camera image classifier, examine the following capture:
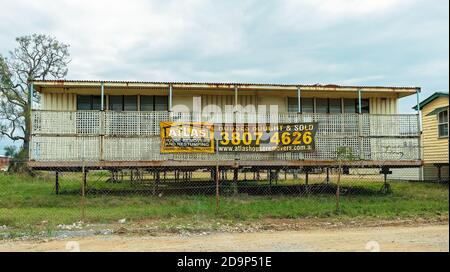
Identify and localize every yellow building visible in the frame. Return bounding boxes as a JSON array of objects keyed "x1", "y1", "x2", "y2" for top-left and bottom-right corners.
[{"x1": 414, "y1": 92, "x2": 449, "y2": 181}]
